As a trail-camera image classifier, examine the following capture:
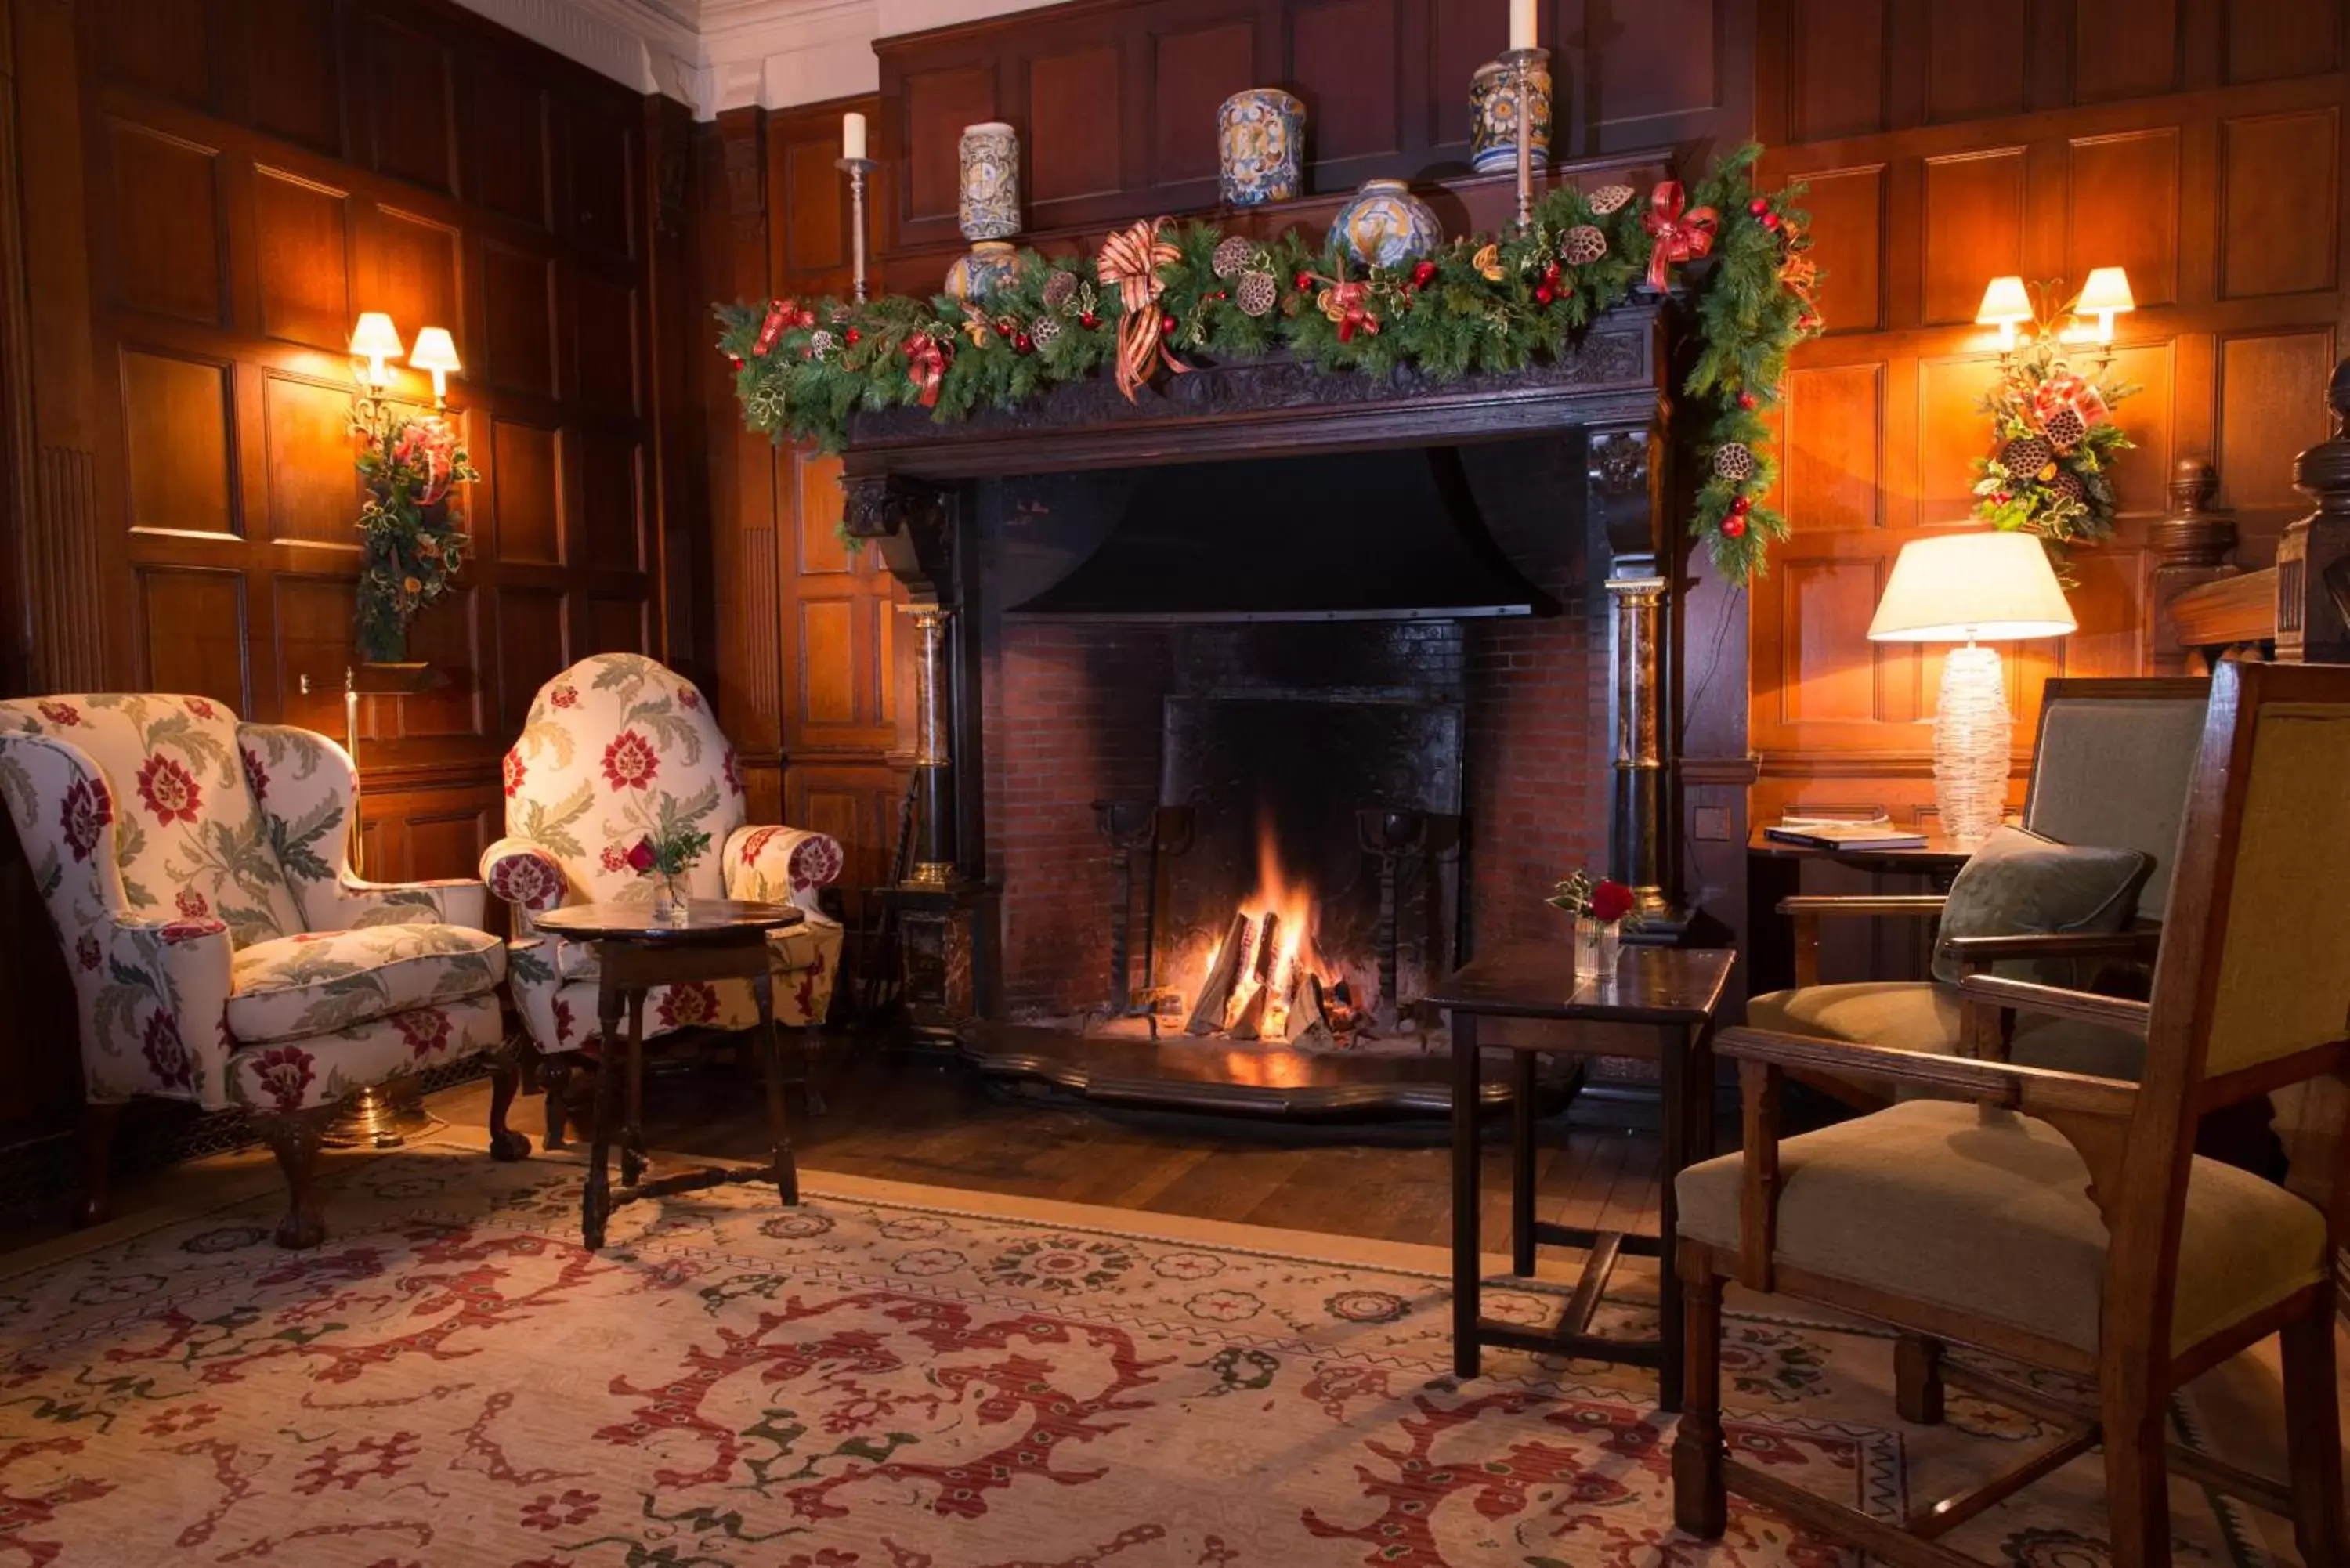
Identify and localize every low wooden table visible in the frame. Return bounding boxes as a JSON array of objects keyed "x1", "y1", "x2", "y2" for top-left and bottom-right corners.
[
  {"x1": 1746, "y1": 827, "x2": 1973, "y2": 994},
  {"x1": 1430, "y1": 941, "x2": 1736, "y2": 1409},
  {"x1": 531, "y1": 898, "x2": 807, "y2": 1250}
]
